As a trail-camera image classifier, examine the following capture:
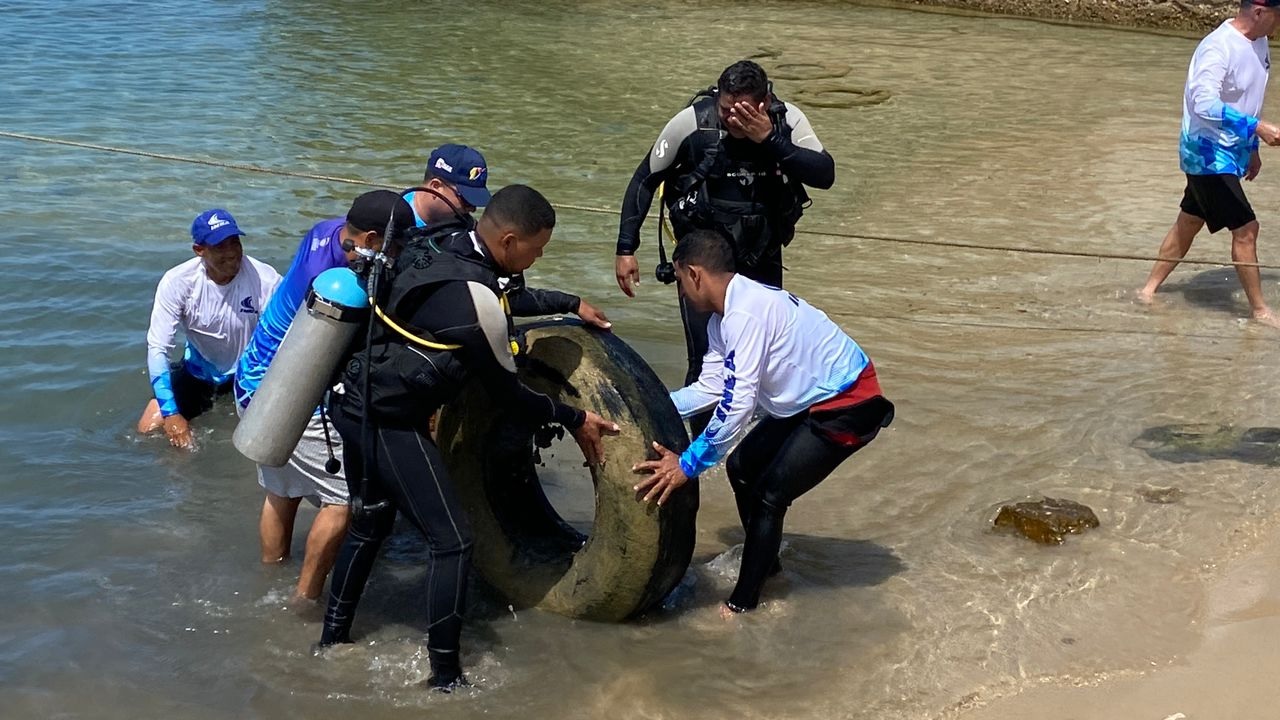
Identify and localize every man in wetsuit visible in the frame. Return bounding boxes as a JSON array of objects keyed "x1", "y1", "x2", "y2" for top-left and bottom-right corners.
[
  {"x1": 398, "y1": 143, "x2": 612, "y2": 328},
  {"x1": 137, "y1": 209, "x2": 280, "y2": 449},
  {"x1": 633, "y1": 230, "x2": 893, "y2": 618},
  {"x1": 320, "y1": 184, "x2": 619, "y2": 690},
  {"x1": 614, "y1": 59, "x2": 835, "y2": 435},
  {"x1": 235, "y1": 191, "x2": 416, "y2": 604},
  {"x1": 1137, "y1": 0, "x2": 1280, "y2": 326}
]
